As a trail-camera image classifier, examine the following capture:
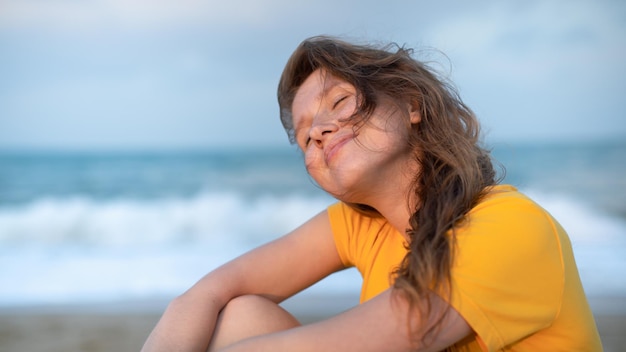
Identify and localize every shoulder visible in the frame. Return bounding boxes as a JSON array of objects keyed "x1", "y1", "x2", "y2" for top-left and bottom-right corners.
[
  {"x1": 463, "y1": 185, "x2": 562, "y2": 243},
  {"x1": 450, "y1": 186, "x2": 568, "y2": 348},
  {"x1": 471, "y1": 185, "x2": 549, "y2": 218},
  {"x1": 454, "y1": 184, "x2": 567, "y2": 286}
]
